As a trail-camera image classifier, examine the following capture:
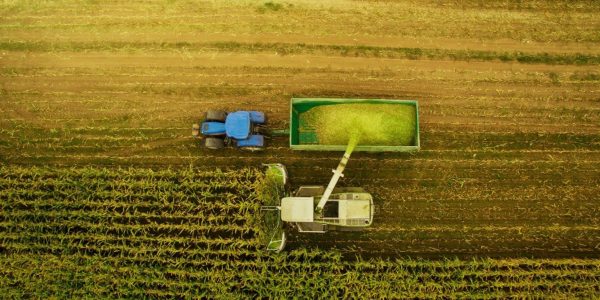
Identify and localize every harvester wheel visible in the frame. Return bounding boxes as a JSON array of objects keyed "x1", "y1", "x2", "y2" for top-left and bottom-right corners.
[
  {"x1": 205, "y1": 110, "x2": 227, "y2": 122},
  {"x1": 205, "y1": 137, "x2": 225, "y2": 150}
]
